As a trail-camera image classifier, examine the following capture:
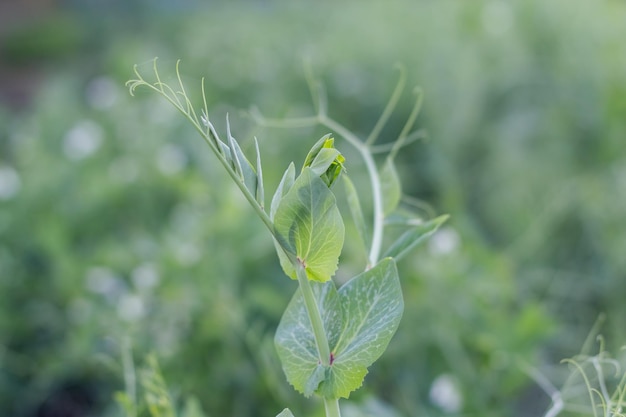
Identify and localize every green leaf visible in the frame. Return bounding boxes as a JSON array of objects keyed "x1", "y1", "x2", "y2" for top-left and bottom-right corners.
[
  {"x1": 181, "y1": 397, "x2": 208, "y2": 417},
  {"x1": 303, "y1": 134, "x2": 345, "y2": 187},
  {"x1": 302, "y1": 133, "x2": 333, "y2": 168},
  {"x1": 274, "y1": 281, "x2": 342, "y2": 396},
  {"x1": 226, "y1": 124, "x2": 257, "y2": 198},
  {"x1": 271, "y1": 163, "x2": 296, "y2": 220},
  {"x1": 140, "y1": 355, "x2": 175, "y2": 417},
  {"x1": 271, "y1": 163, "x2": 297, "y2": 278},
  {"x1": 382, "y1": 214, "x2": 449, "y2": 261},
  {"x1": 273, "y1": 168, "x2": 344, "y2": 282},
  {"x1": 275, "y1": 258, "x2": 403, "y2": 399},
  {"x1": 276, "y1": 409, "x2": 295, "y2": 417},
  {"x1": 380, "y1": 157, "x2": 401, "y2": 215},
  {"x1": 342, "y1": 175, "x2": 370, "y2": 252},
  {"x1": 254, "y1": 137, "x2": 264, "y2": 207},
  {"x1": 321, "y1": 258, "x2": 403, "y2": 398}
]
